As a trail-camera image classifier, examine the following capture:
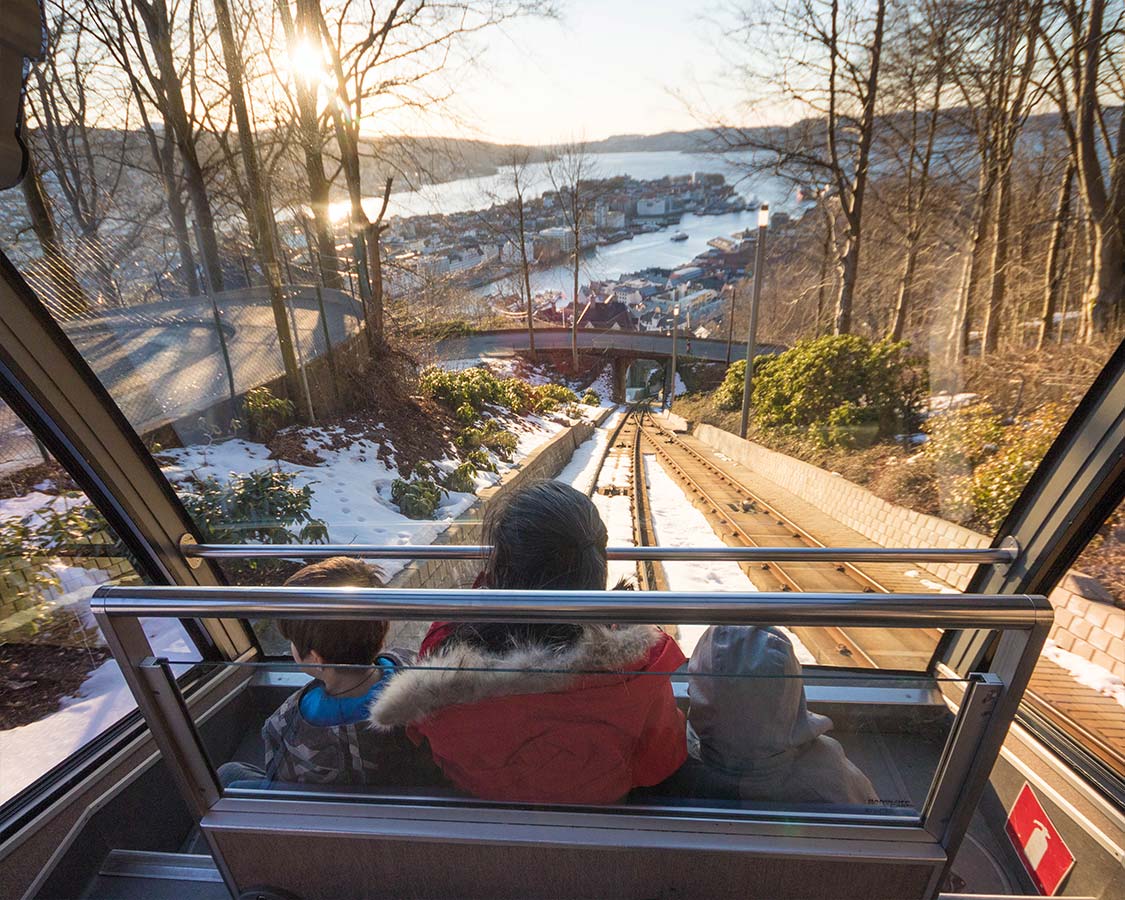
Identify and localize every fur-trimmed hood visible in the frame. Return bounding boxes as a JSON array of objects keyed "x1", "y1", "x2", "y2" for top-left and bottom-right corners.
[
  {"x1": 367, "y1": 624, "x2": 688, "y2": 804},
  {"x1": 369, "y1": 624, "x2": 661, "y2": 728}
]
